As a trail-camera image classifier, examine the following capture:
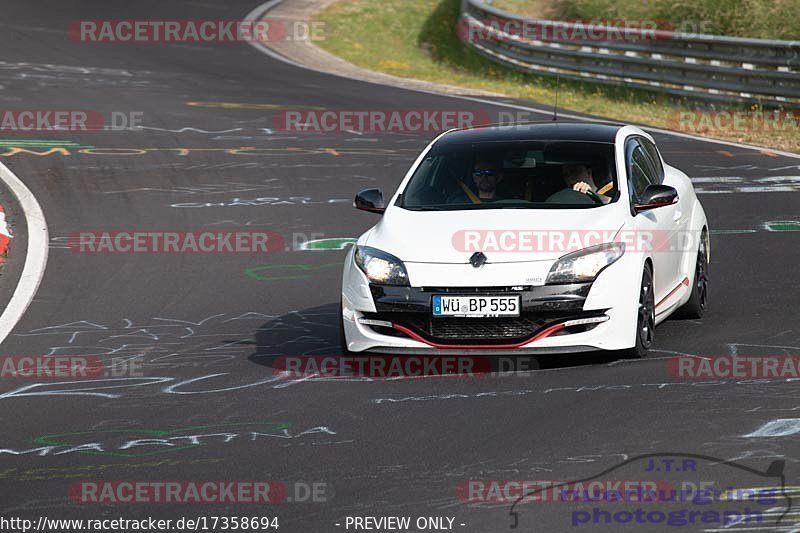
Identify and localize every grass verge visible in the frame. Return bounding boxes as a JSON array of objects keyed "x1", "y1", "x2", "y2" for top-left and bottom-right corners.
[
  {"x1": 313, "y1": 0, "x2": 799, "y2": 152},
  {"x1": 494, "y1": 0, "x2": 800, "y2": 41}
]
